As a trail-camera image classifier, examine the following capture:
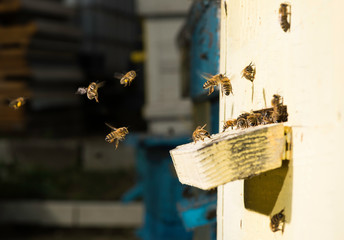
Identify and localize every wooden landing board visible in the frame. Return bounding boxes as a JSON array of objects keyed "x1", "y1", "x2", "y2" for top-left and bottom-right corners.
[{"x1": 170, "y1": 123, "x2": 290, "y2": 190}]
